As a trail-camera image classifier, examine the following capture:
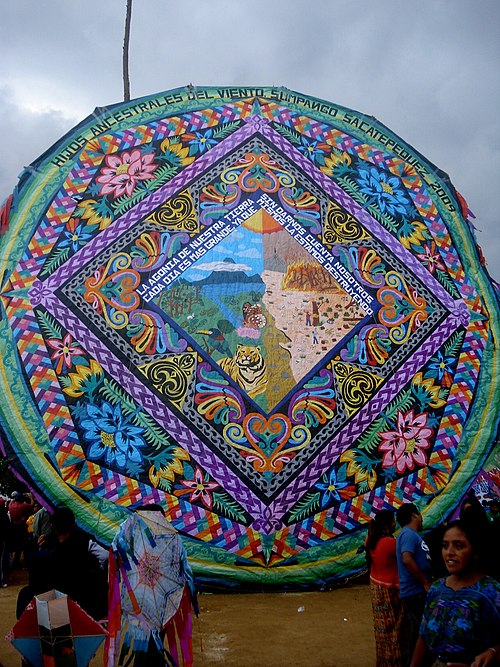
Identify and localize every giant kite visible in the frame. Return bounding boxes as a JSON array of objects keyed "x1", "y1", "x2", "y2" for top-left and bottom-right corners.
[{"x1": 0, "y1": 87, "x2": 498, "y2": 588}]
